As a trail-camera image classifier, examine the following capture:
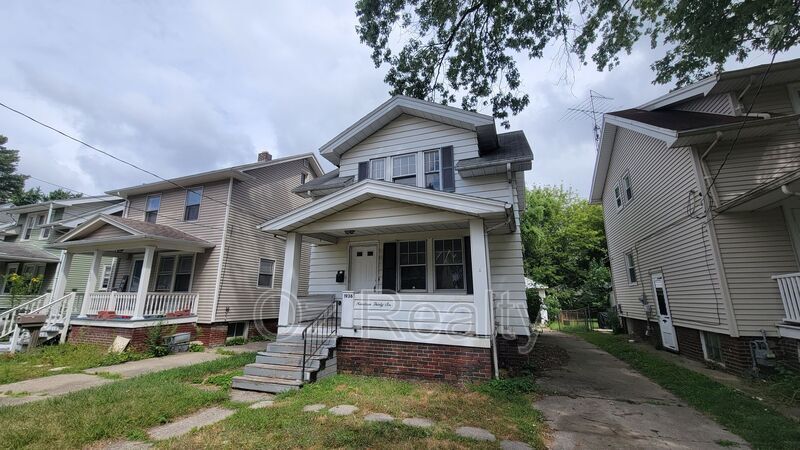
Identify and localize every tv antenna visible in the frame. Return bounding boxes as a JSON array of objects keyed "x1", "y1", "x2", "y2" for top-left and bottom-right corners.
[{"x1": 561, "y1": 90, "x2": 615, "y2": 148}]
